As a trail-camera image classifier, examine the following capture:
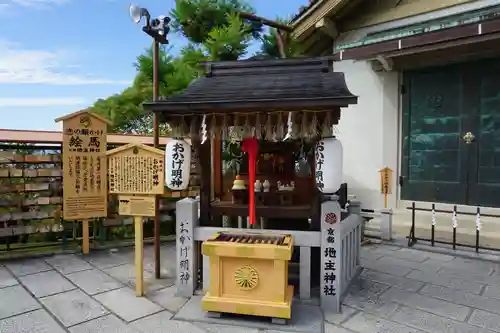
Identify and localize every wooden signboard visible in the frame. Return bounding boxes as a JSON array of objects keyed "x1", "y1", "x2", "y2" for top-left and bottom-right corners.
[
  {"x1": 107, "y1": 143, "x2": 164, "y2": 297},
  {"x1": 107, "y1": 143, "x2": 165, "y2": 195},
  {"x1": 118, "y1": 195, "x2": 155, "y2": 217},
  {"x1": 55, "y1": 110, "x2": 111, "y2": 220},
  {"x1": 379, "y1": 167, "x2": 393, "y2": 208}
]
